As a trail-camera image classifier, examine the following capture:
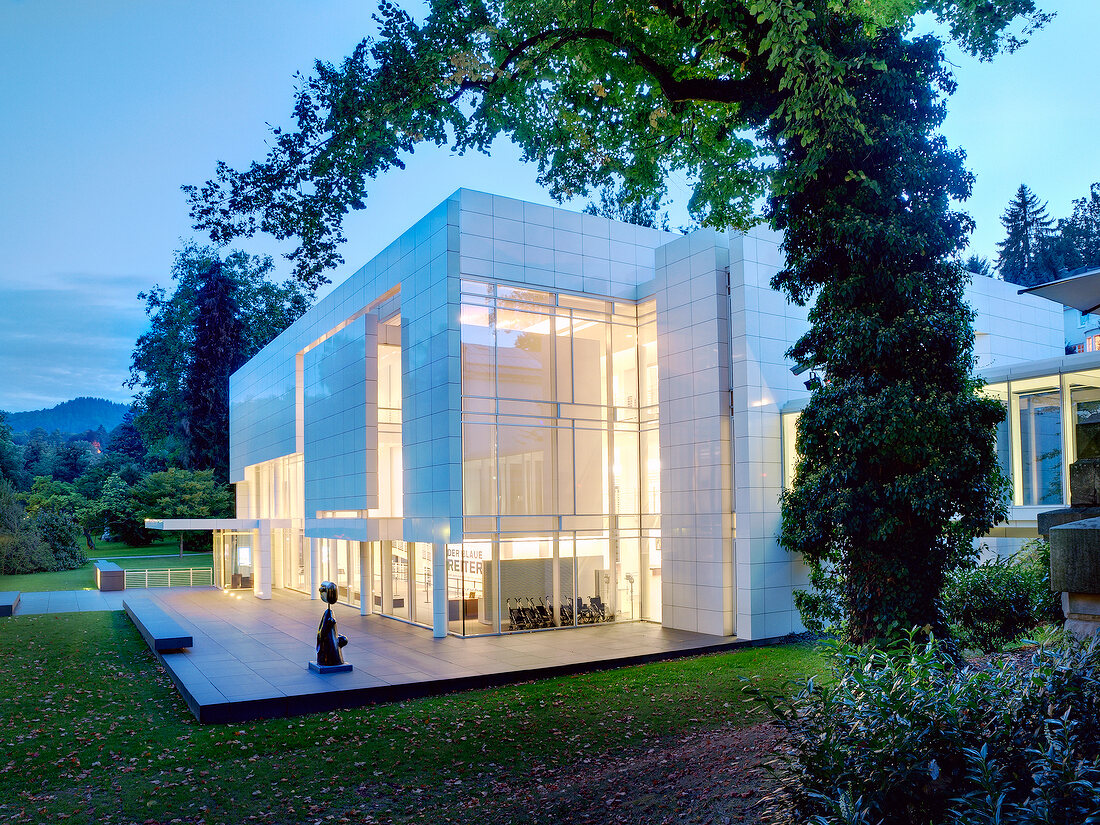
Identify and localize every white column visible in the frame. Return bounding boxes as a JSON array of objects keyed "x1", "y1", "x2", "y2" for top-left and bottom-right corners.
[
  {"x1": 254, "y1": 524, "x2": 272, "y2": 600},
  {"x1": 309, "y1": 537, "x2": 319, "y2": 600},
  {"x1": 359, "y1": 541, "x2": 370, "y2": 616},
  {"x1": 432, "y1": 541, "x2": 447, "y2": 638}
]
